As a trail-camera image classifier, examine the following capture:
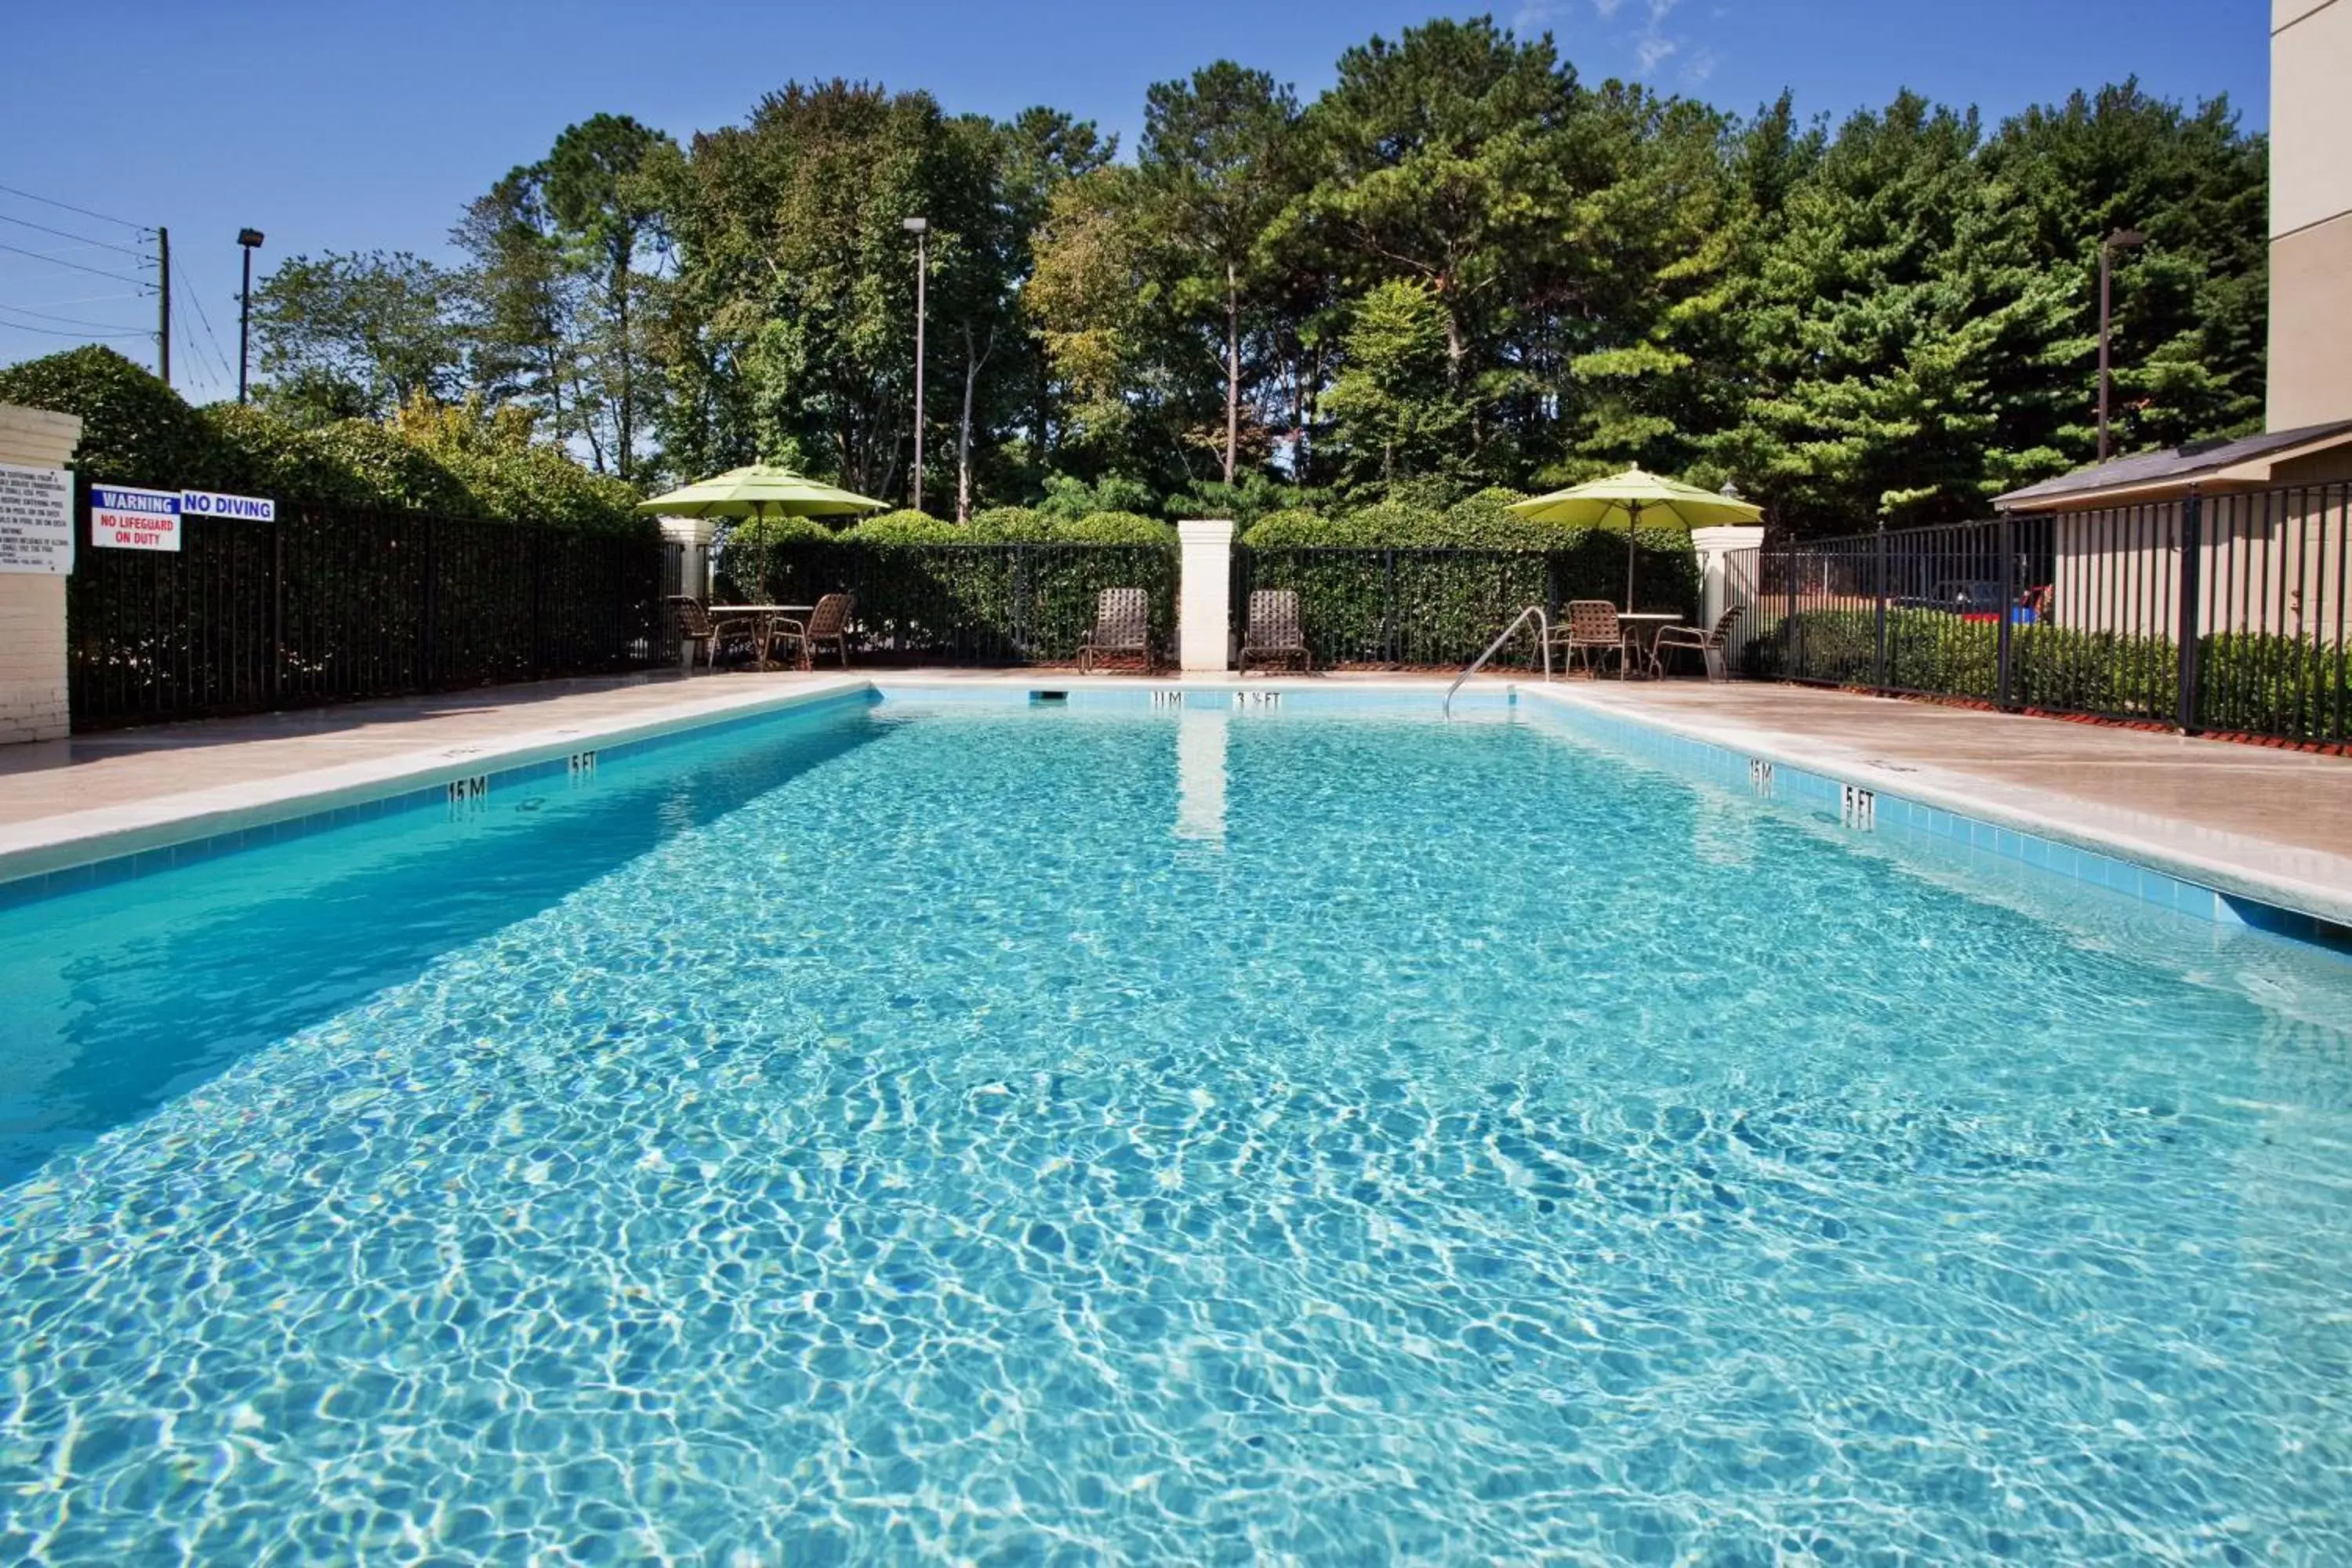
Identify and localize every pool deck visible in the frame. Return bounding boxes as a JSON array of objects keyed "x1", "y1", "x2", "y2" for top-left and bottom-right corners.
[{"x1": 1, "y1": 670, "x2": 2348, "y2": 926}]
